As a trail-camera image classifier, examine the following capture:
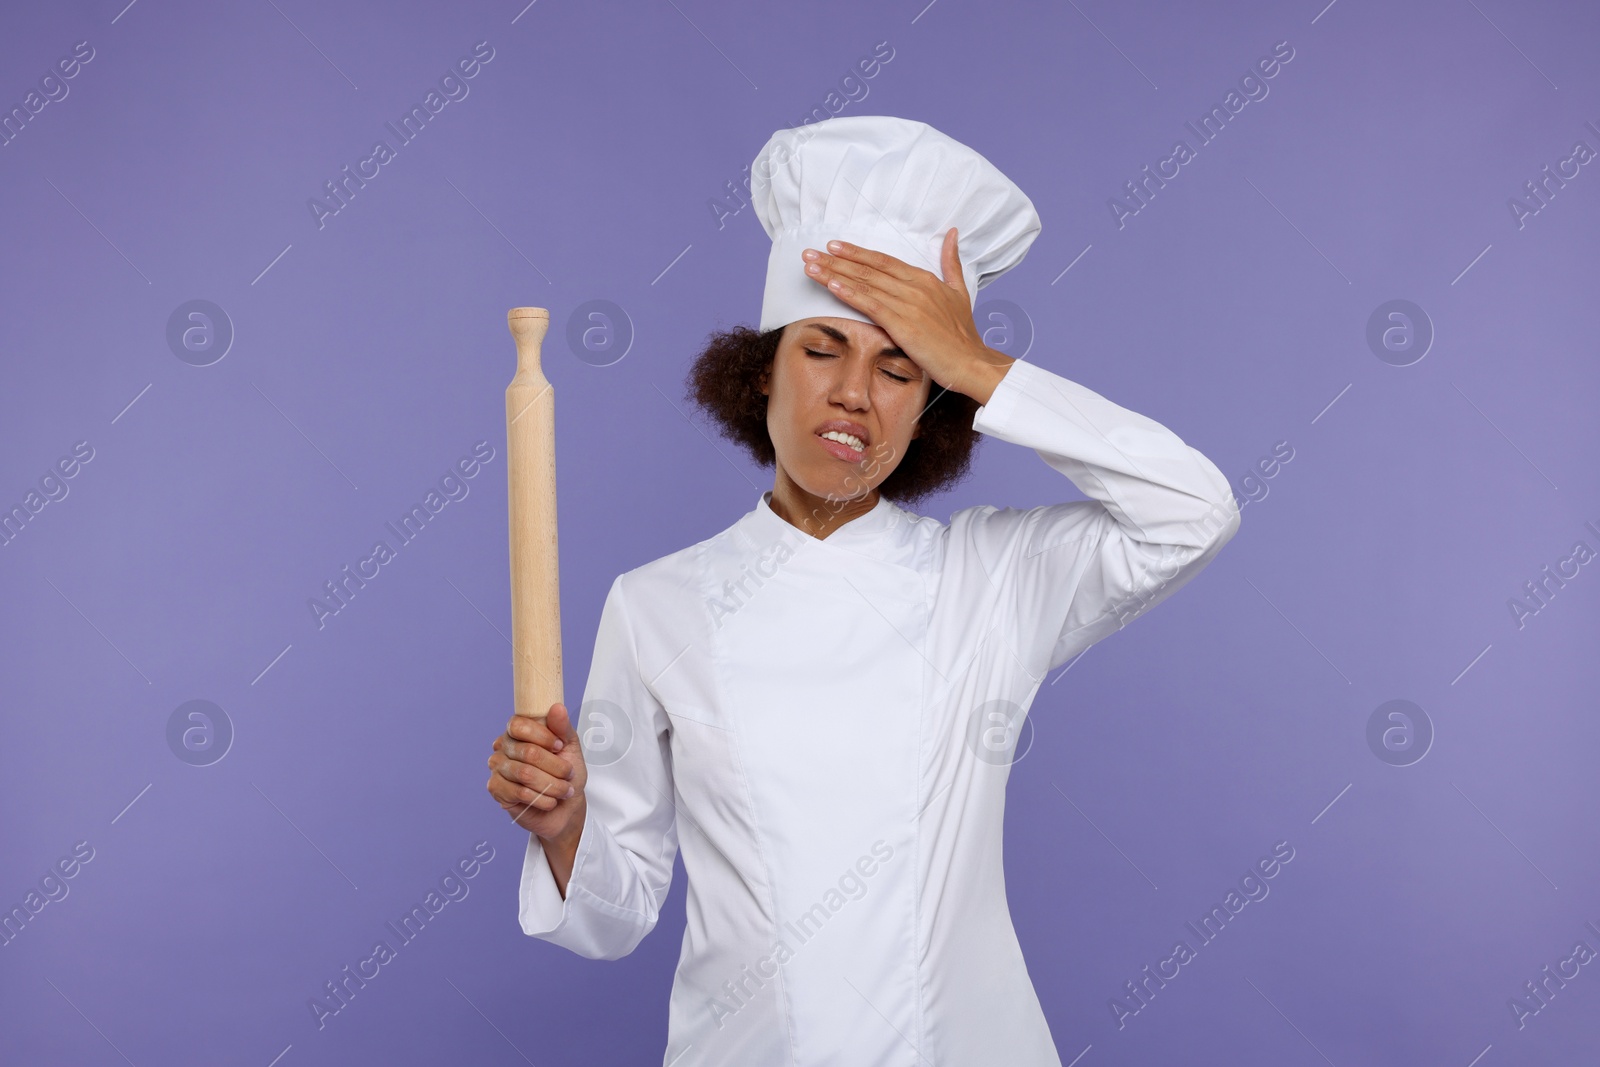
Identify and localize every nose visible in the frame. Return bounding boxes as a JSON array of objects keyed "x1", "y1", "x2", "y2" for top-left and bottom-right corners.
[{"x1": 827, "y1": 350, "x2": 871, "y2": 412}]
